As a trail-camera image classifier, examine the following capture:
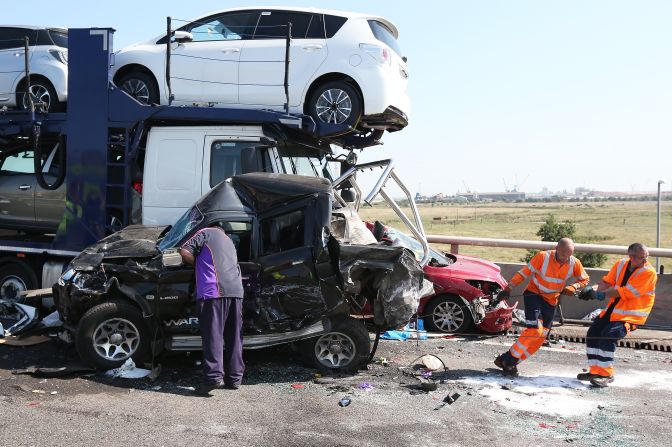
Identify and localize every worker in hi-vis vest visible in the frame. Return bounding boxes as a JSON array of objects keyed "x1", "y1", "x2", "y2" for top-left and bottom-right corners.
[
  {"x1": 495, "y1": 238, "x2": 589, "y2": 376},
  {"x1": 577, "y1": 242, "x2": 657, "y2": 388}
]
